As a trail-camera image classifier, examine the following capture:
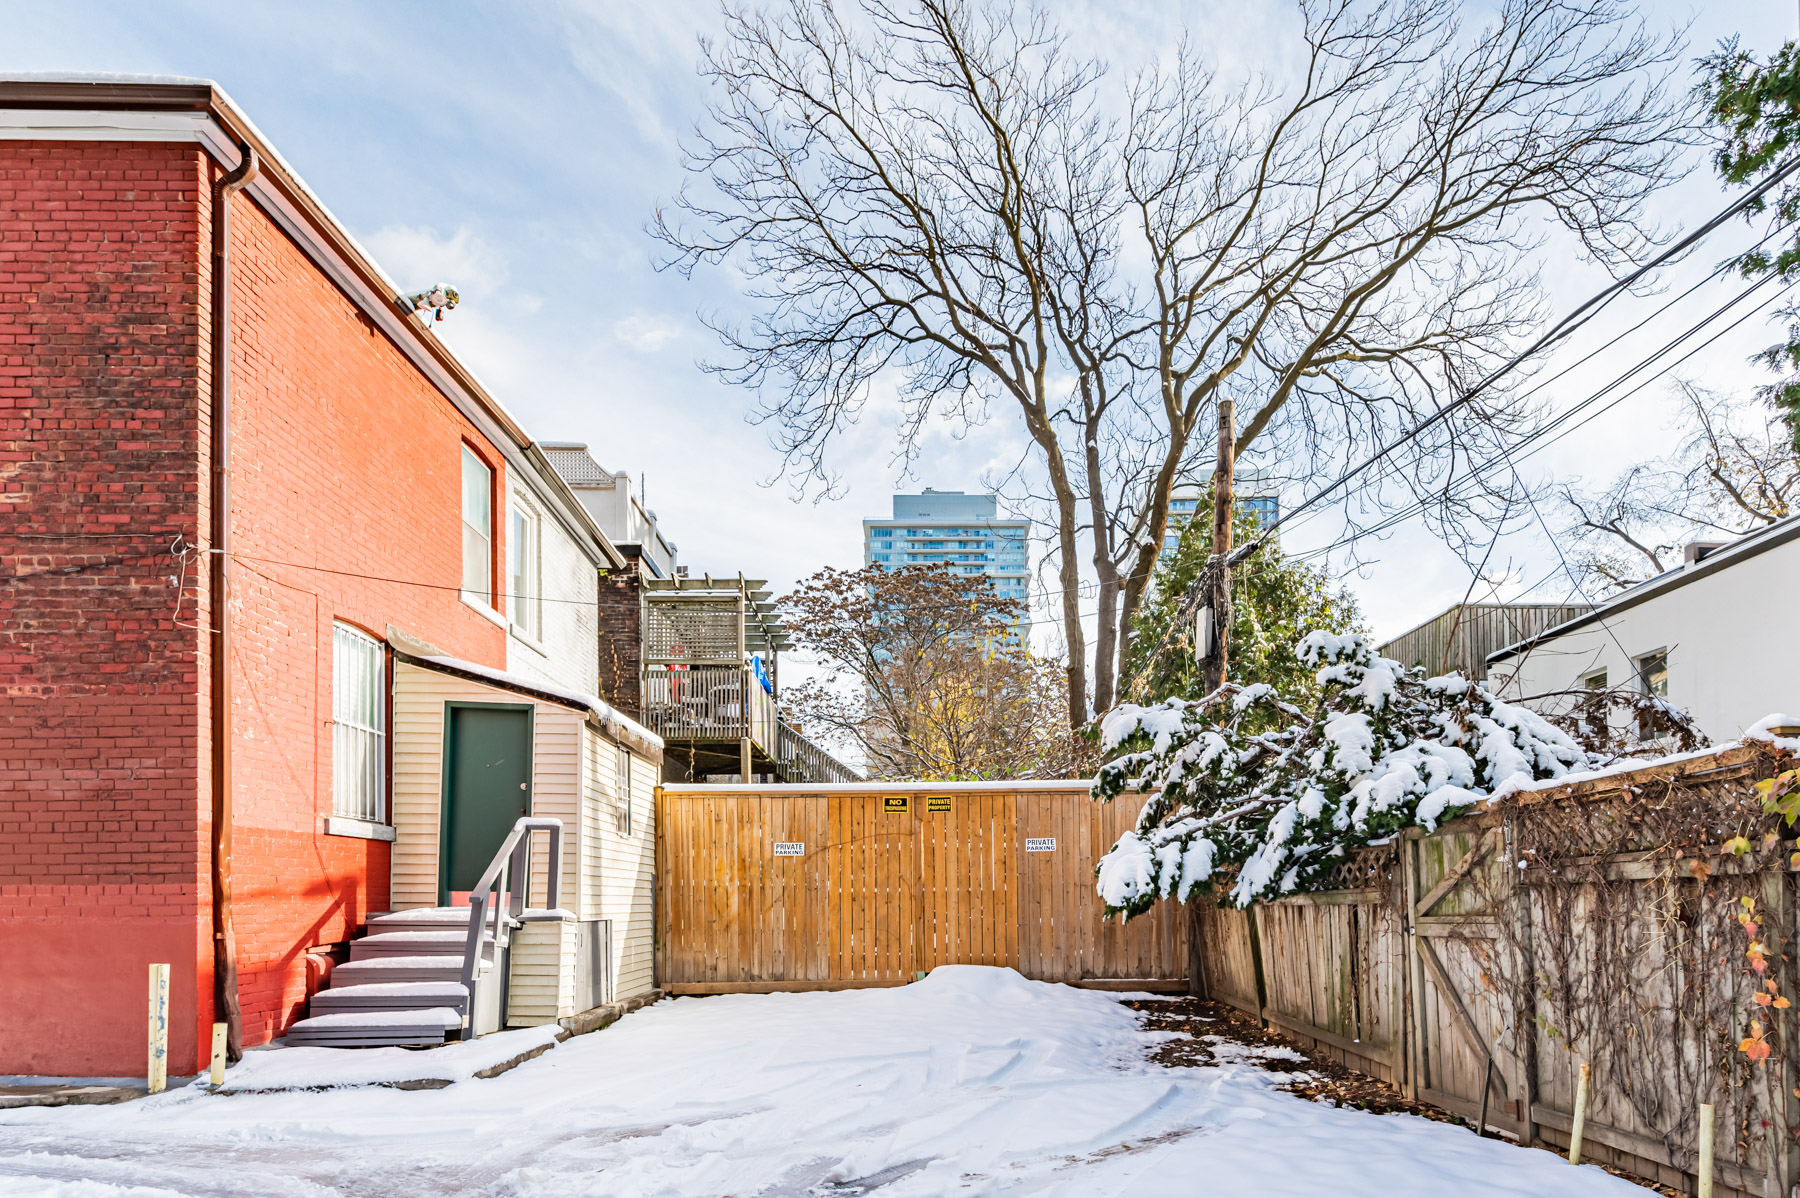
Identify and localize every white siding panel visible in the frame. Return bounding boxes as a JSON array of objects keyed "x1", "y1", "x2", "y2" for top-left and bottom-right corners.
[
  {"x1": 594, "y1": 743, "x2": 659, "y2": 1000},
  {"x1": 507, "y1": 920, "x2": 576, "y2": 1025}
]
